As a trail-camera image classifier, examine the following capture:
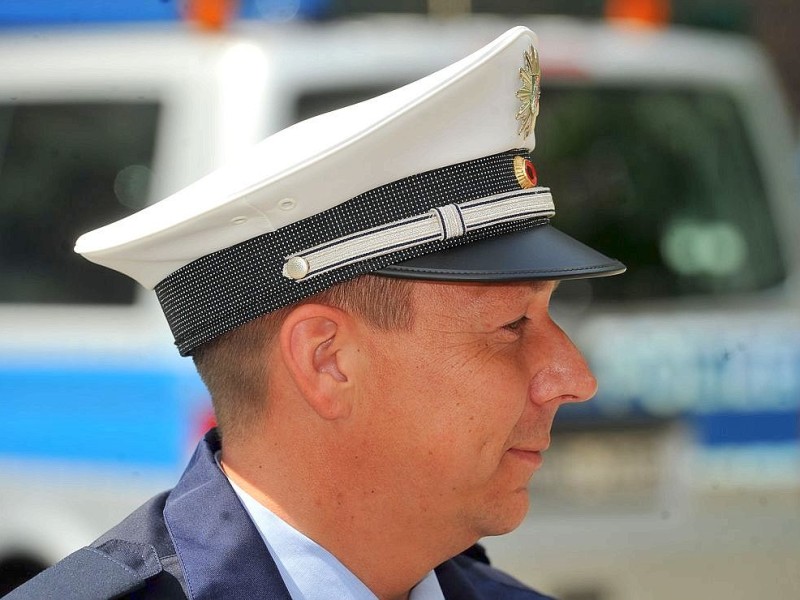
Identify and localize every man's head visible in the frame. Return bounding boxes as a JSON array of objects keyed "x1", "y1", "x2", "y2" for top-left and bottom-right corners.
[
  {"x1": 193, "y1": 272, "x2": 595, "y2": 552},
  {"x1": 73, "y1": 26, "x2": 624, "y2": 557}
]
